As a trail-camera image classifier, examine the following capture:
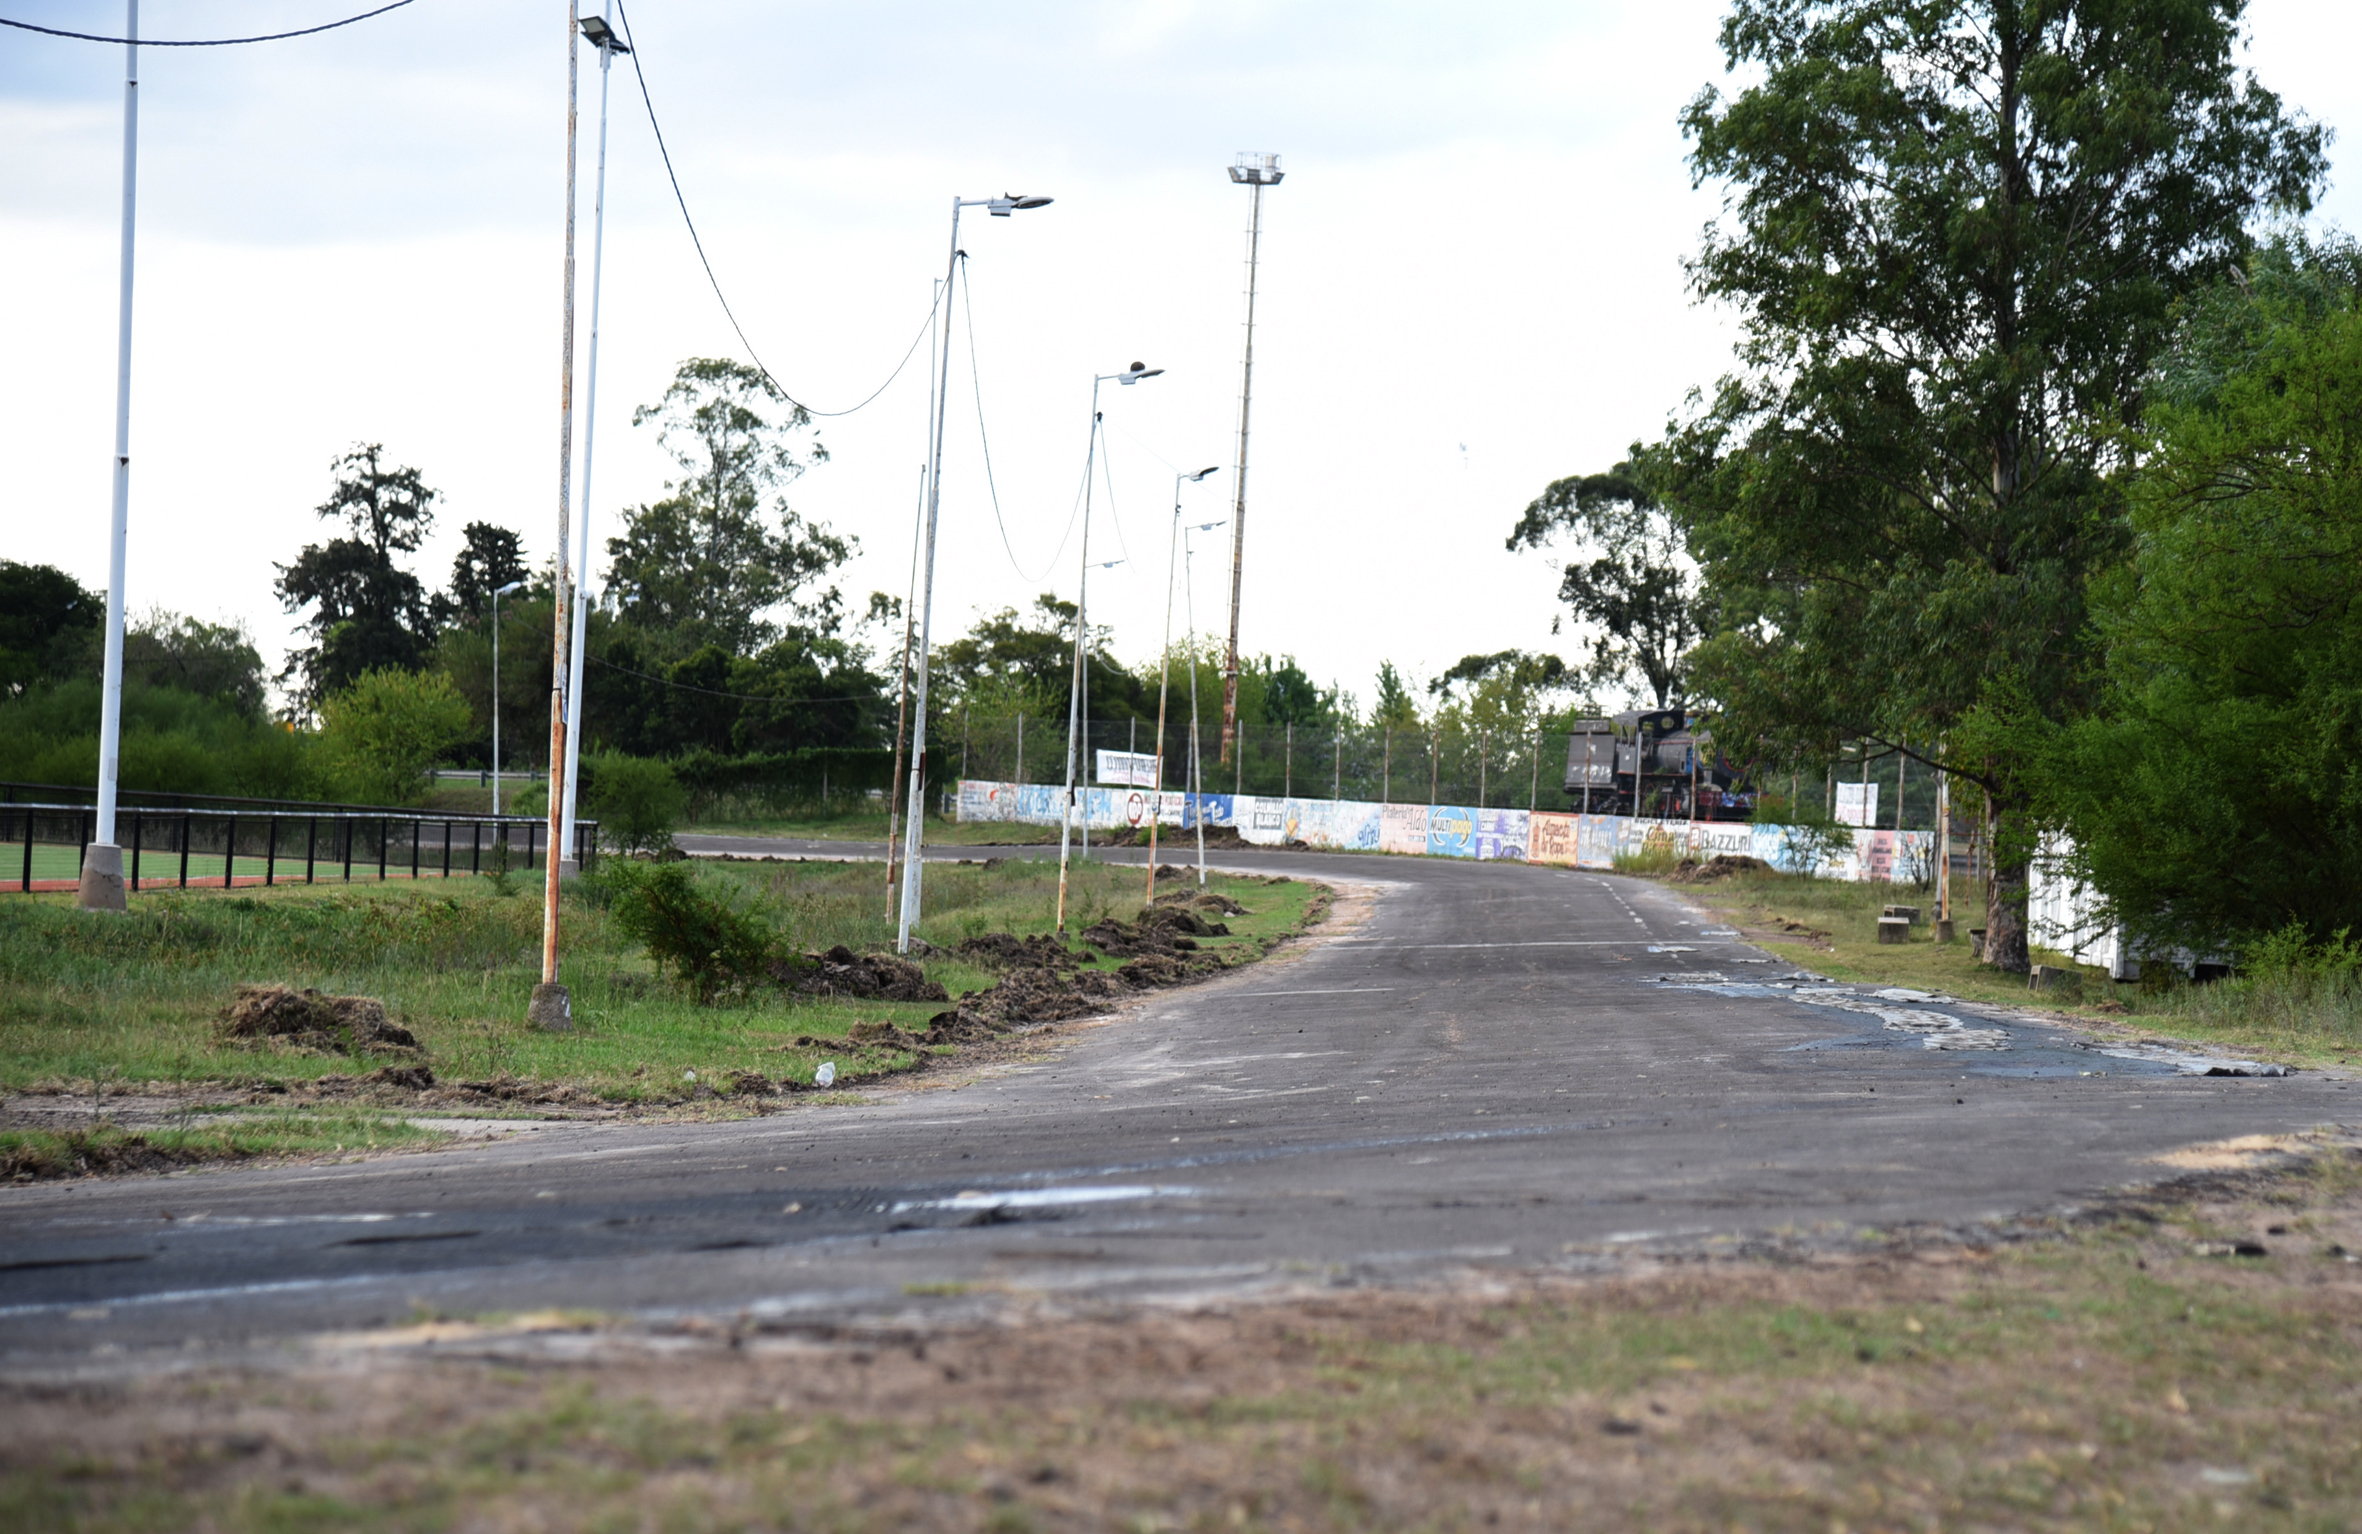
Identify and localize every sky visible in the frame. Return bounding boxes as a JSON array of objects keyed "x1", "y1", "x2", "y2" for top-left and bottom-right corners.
[{"x1": 5, "y1": 0, "x2": 2359, "y2": 717}]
